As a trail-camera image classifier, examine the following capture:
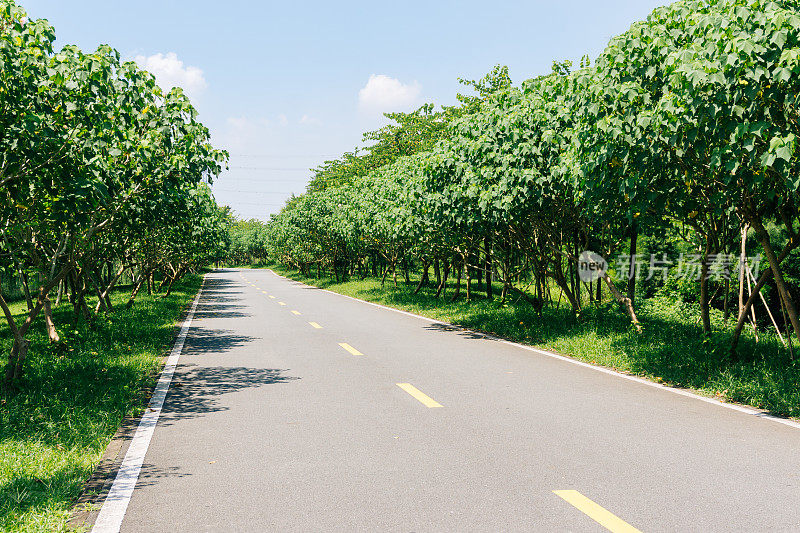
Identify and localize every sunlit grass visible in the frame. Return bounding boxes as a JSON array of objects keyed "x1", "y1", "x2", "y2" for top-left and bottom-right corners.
[{"x1": 0, "y1": 276, "x2": 201, "y2": 532}]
